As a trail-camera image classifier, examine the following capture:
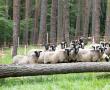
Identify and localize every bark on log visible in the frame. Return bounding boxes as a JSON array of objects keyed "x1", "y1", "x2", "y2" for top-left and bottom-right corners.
[{"x1": 0, "y1": 62, "x2": 110, "y2": 78}]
